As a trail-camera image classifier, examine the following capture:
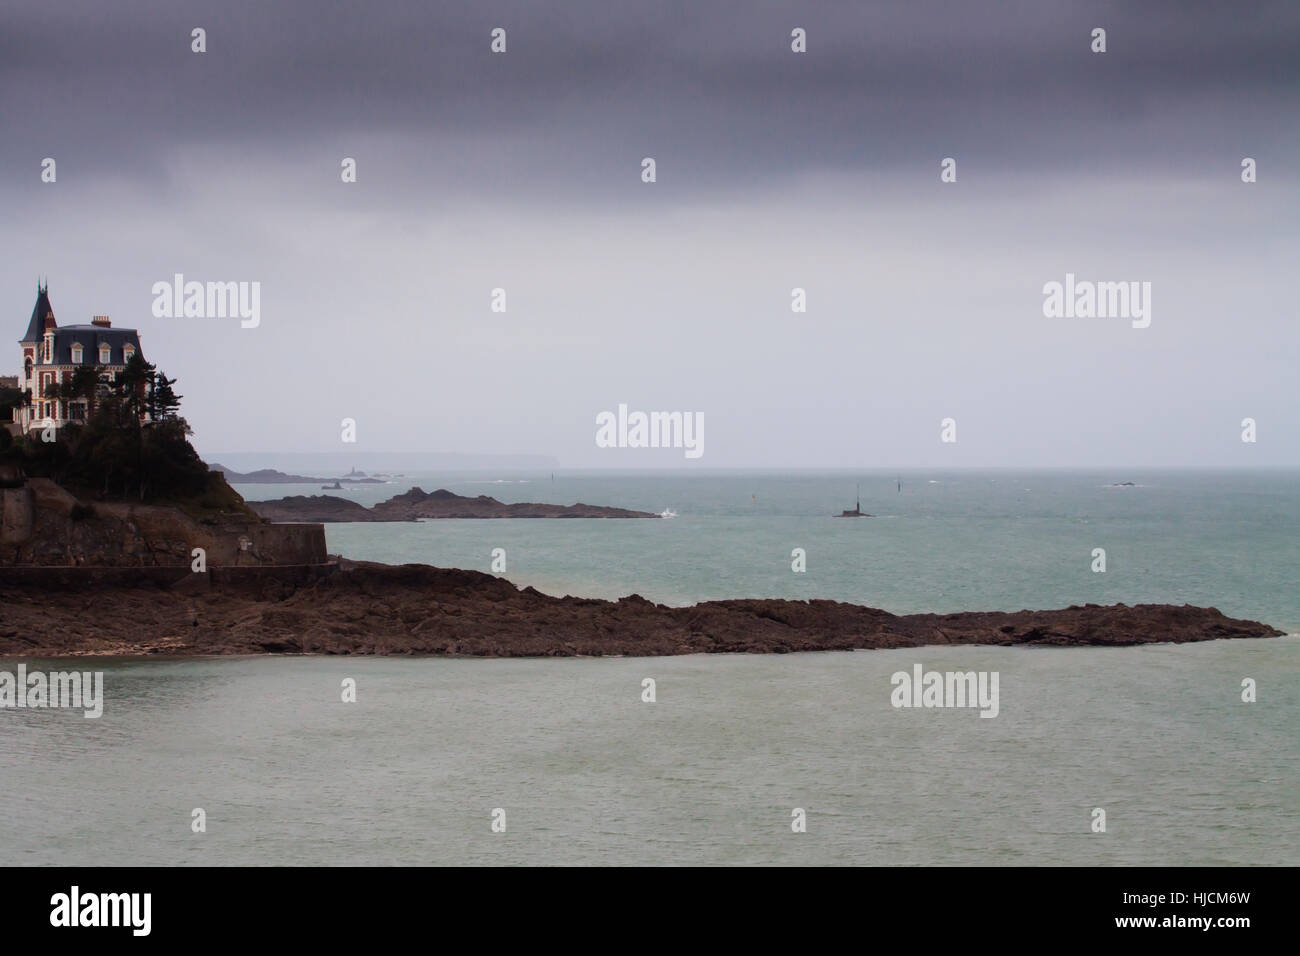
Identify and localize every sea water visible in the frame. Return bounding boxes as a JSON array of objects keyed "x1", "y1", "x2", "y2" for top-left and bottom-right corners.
[{"x1": 1, "y1": 469, "x2": 1295, "y2": 865}]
